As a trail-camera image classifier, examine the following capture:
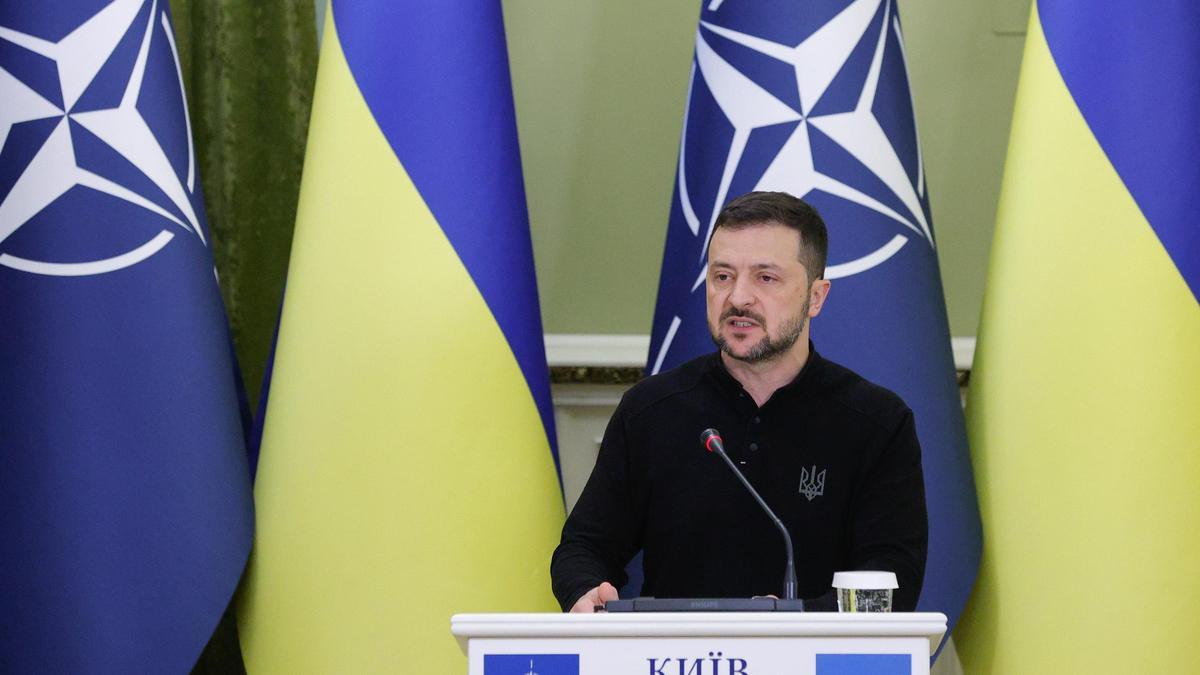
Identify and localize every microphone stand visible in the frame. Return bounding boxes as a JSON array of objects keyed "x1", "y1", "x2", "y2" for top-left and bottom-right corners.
[
  {"x1": 601, "y1": 429, "x2": 808, "y2": 613},
  {"x1": 703, "y1": 429, "x2": 800, "y2": 604}
]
